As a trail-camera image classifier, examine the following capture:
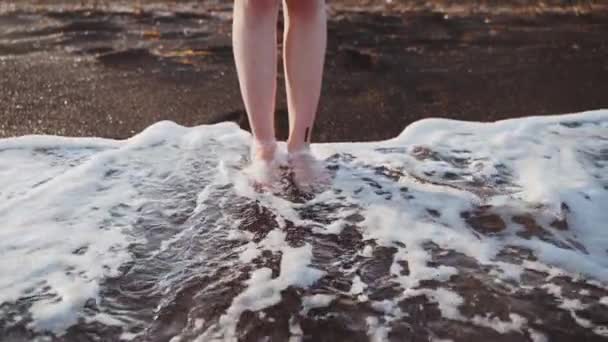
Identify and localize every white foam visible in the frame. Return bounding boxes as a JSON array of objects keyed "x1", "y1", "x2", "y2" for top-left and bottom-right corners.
[
  {"x1": 528, "y1": 328, "x2": 548, "y2": 342},
  {"x1": 541, "y1": 282, "x2": 608, "y2": 333},
  {"x1": 366, "y1": 316, "x2": 390, "y2": 342},
  {"x1": 312, "y1": 219, "x2": 345, "y2": 235},
  {"x1": 214, "y1": 228, "x2": 325, "y2": 337},
  {"x1": 361, "y1": 245, "x2": 373, "y2": 257},
  {"x1": 288, "y1": 316, "x2": 303, "y2": 341},
  {"x1": 423, "y1": 288, "x2": 464, "y2": 321},
  {"x1": 350, "y1": 275, "x2": 367, "y2": 295},
  {"x1": 300, "y1": 294, "x2": 335, "y2": 315},
  {"x1": 470, "y1": 313, "x2": 527, "y2": 334},
  {"x1": 1, "y1": 110, "x2": 607, "y2": 338},
  {"x1": 0, "y1": 121, "x2": 249, "y2": 334},
  {"x1": 238, "y1": 242, "x2": 261, "y2": 263}
]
